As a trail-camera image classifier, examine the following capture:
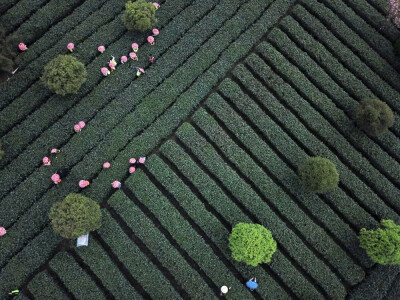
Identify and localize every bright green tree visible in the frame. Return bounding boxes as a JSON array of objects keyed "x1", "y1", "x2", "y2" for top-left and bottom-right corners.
[
  {"x1": 229, "y1": 223, "x2": 277, "y2": 267},
  {"x1": 359, "y1": 220, "x2": 400, "y2": 265},
  {"x1": 298, "y1": 157, "x2": 339, "y2": 193},
  {"x1": 122, "y1": 0, "x2": 157, "y2": 32},
  {"x1": 41, "y1": 55, "x2": 87, "y2": 95},
  {"x1": 49, "y1": 193, "x2": 101, "y2": 239},
  {"x1": 354, "y1": 99, "x2": 394, "y2": 137}
]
